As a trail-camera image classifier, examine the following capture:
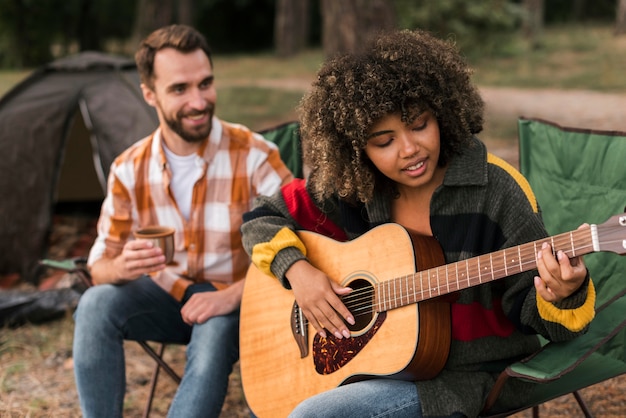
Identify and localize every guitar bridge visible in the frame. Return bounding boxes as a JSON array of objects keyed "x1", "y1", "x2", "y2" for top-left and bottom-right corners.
[{"x1": 290, "y1": 301, "x2": 308, "y2": 358}]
